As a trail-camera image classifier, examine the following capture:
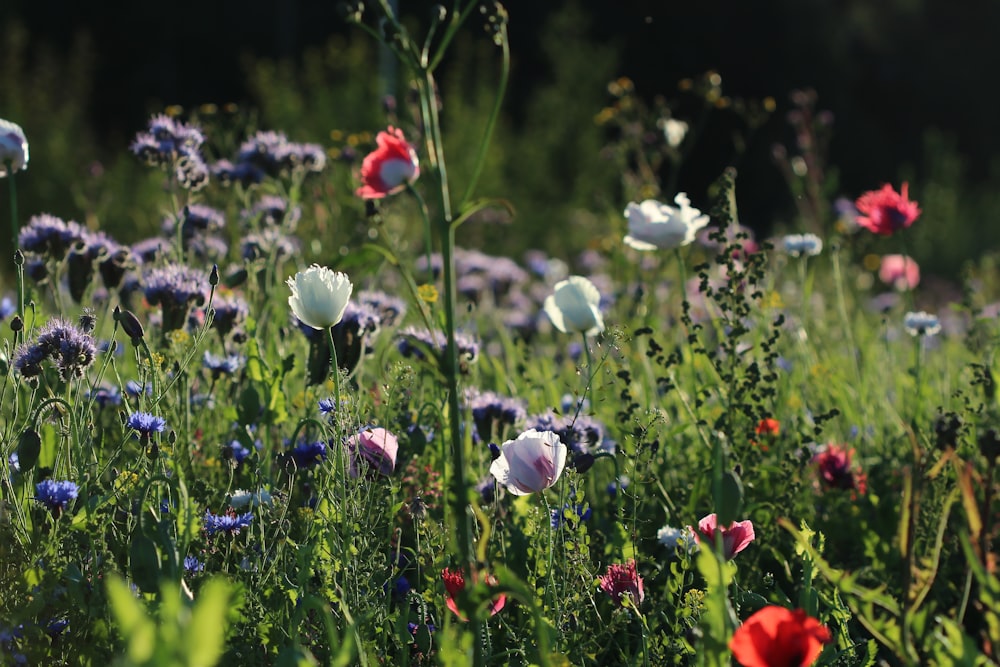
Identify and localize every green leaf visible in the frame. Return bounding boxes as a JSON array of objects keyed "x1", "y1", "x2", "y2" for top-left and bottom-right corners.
[
  {"x1": 106, "y1": 574, "x2": 155, "y2": 663},
  {"x1": 15, "y1": 428, "x2": 40, "y2": 472},
  {"x1": 717, "y1": 469, "x2": 744, "y2": 526},
  {"x1": 129, "y1": 531, "x2": 161, "y2": 594},
  {"x1": 238, "y1": 386, "x2": 262, "y2": 427},
  {"x1": 187, "y1": 577, "x2": 235, "y2": 667}
]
